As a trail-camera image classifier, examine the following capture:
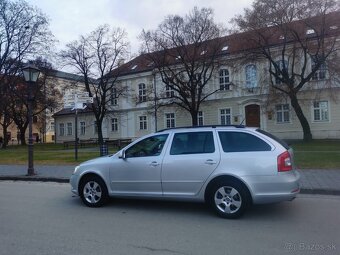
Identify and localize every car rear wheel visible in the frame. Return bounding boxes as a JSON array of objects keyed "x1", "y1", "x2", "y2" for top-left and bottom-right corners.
[
  {"x1": 79, "y1": 175, "x2": 108, "y2": 207},
  {"x1": 208, "y1": 180, "x2": 250, "y2": 219}
]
